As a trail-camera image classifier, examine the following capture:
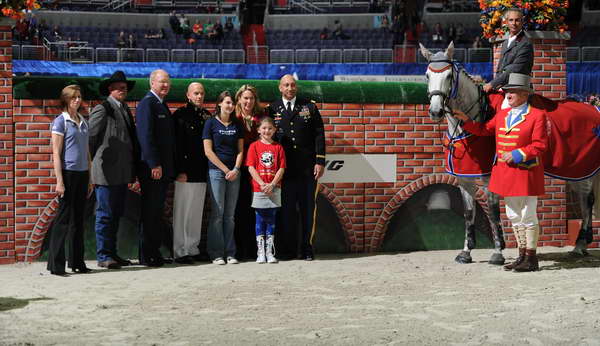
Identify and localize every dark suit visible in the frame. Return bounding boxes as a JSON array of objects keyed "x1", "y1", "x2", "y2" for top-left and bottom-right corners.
[
  {"x1": 490, "y1": 31, "x2": 534, "y2": 89},
  {"x1": 135, "y1": 91, "x2": 176, "y2": 265},
  {"x1": 267, "y1": 98, "x2": 326, "y2": 259},
  {"x1": 89, "y1": 96, "x2": 139, "y2": 263},
  {"x1": 173, "y1": 102, "x2": 210, "y2": 182}
]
